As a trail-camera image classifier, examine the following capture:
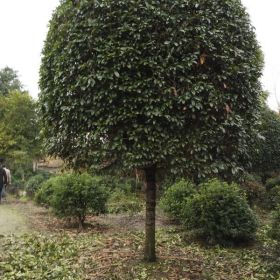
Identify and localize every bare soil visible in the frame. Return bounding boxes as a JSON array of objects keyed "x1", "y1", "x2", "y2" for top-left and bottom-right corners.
[
  {"x1": 0, "y1": 202, "x2": 30, "y2": 235},
  {"x1": 0, "y1": 199, "x2": 174, "y2": 236}
]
